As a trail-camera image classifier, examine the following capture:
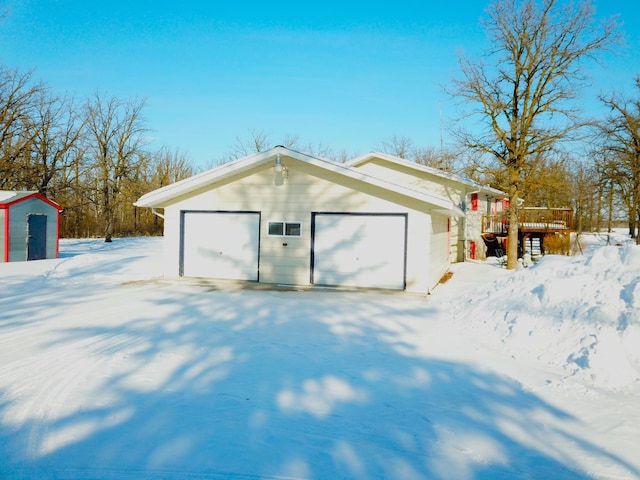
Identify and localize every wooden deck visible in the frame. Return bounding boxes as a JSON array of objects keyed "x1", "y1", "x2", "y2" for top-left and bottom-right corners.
[{"x1": 482, "y1": 208, "x2": 574, "y2": 235}]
